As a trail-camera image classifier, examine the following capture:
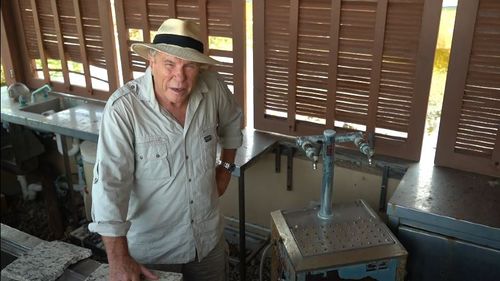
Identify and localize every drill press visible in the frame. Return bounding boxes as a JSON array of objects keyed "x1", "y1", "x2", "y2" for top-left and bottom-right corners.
[{"x1": 270, "y1": 130, "x2": 407, "y2": 281}]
